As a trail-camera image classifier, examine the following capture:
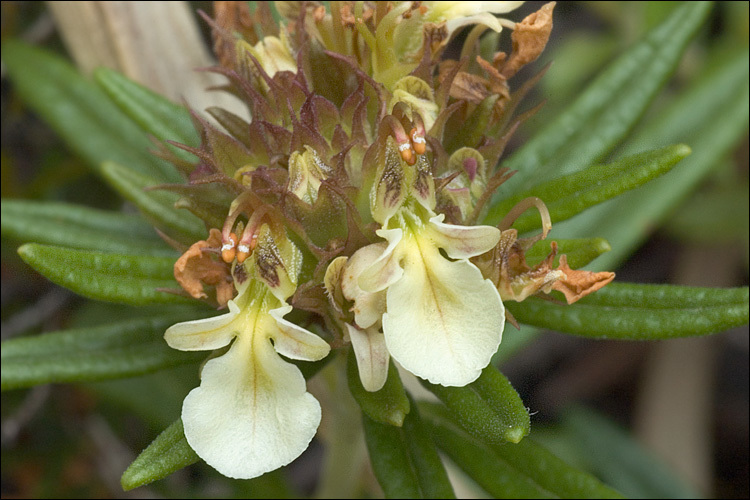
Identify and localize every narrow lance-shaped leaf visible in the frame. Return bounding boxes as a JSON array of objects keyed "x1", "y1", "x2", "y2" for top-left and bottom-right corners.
[
  {"x1": 555, "y1": 48, "x2": 750, "y2": 270},
  {"x1": 362, "y1": 398, "x2": 455, "y2": 499},
  {"x1": 420, "y1": 364, "x2": 530, "y2": 445},
  {"x1": 560, "y1": 406, "x2": 699, "y2": 499},
  {"x1": 362, "y1": 413, "x2": 422, "y2": 499},
  {"x1": 1, "y1": 40, "x2": 181, "y2": 183},
  {"x1": 420, "y1": 402, "x2": 623, "y2": 499},
  {"x1": 1, "y1": 313, "x2": 206, "y2": 391},
  {"x1": 94, "y1": 67, "x2": 200, "y2": 164},
  {"x1": 400, "y1": 394, "x2": 455, "y2": 499},
  {"x1": 1, "y1": 200, "x2": 174, "y2": 256},
  {"x1": 420, "y1": 403, "x2": 554, "y2": 498},
  {"x1": 121, "y1": 419, "x2": 199, "y2": 491},
  {"x1": 506, "y1": 283, "x2": 749, "y2": 339},
  {"x1": 493, "y1": 431, "x2": 625, "y2": 499},
  {"x1": 100, "y1": 161, "x2": 207, "y2": 244},
  {"x1": 492, "y1": 1, "x2": 711, "y2": 195},
  {"x1": 17, "y1": 243, "x2": 192, "y2": 306},
  {"x1": 485, "y1": 144, "x2": 691, "y2": 229}
]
